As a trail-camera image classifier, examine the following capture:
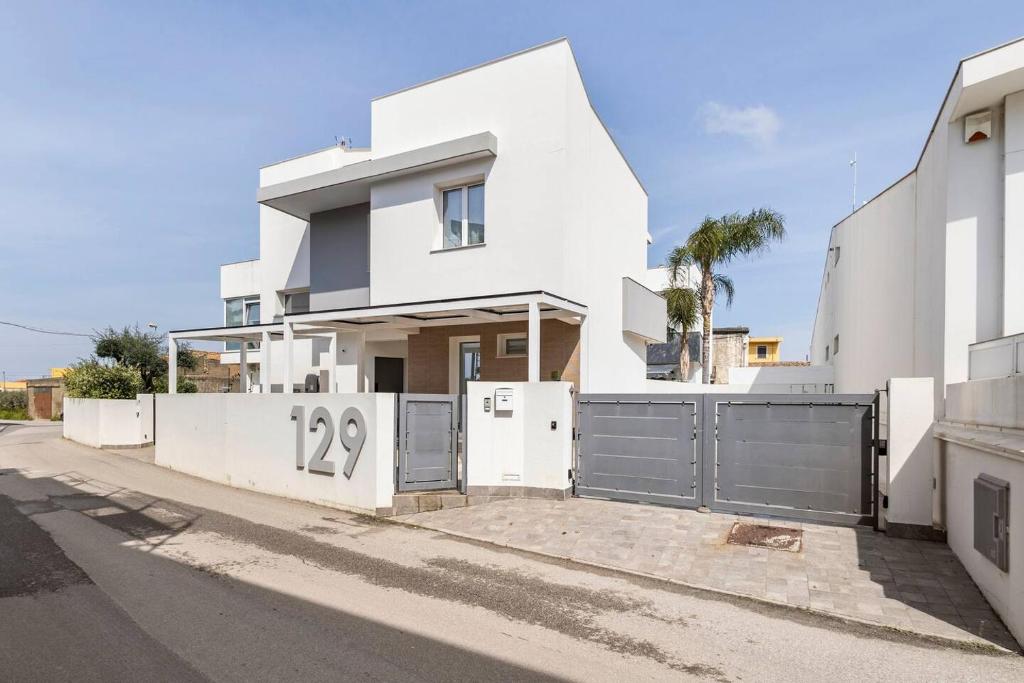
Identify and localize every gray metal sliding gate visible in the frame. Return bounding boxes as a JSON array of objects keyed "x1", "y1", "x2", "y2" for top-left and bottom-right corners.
[
  {"x1": 575, "y1": 395, "x2": 703, "y2": 508},
  {"x1": 576, "y1": 393, "x2": 876, "y2": 526},
  {"x1": 397, "y1": 394, "x2": 458, "y2": 492}
]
